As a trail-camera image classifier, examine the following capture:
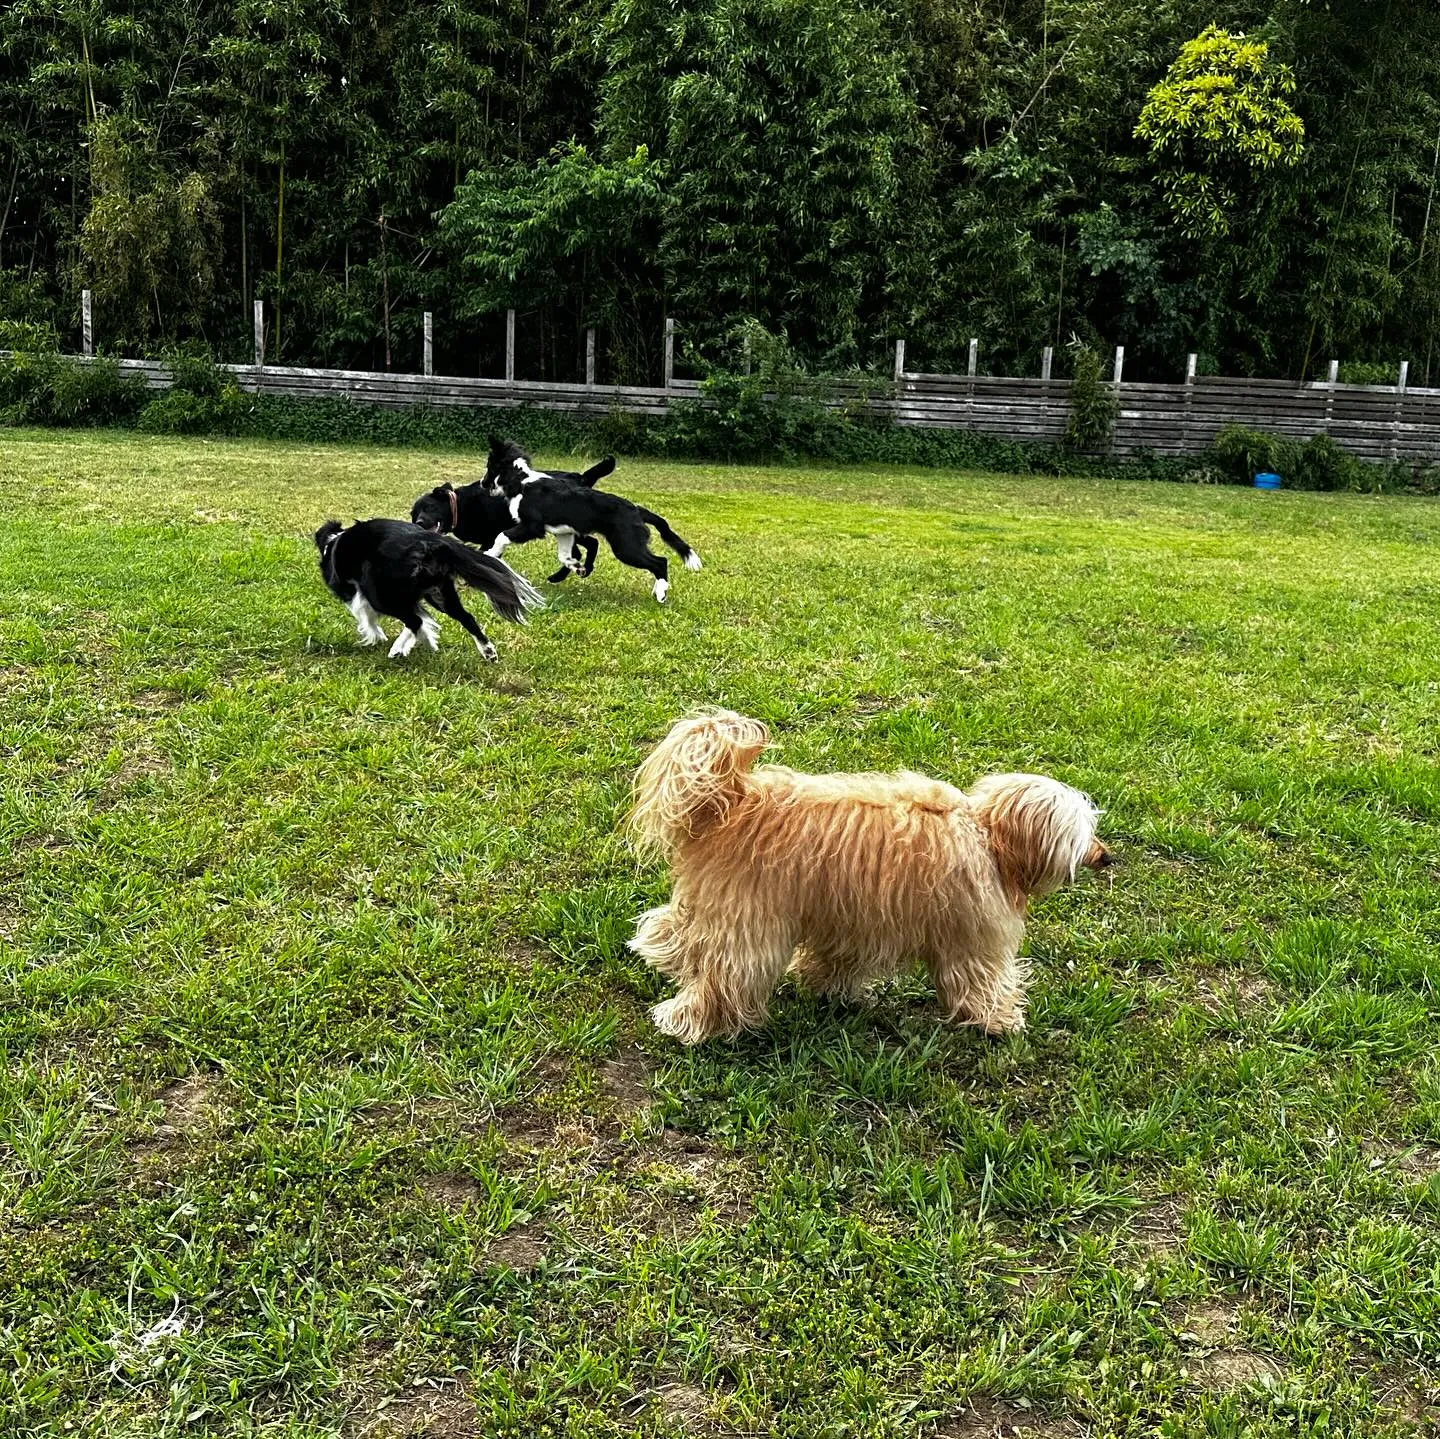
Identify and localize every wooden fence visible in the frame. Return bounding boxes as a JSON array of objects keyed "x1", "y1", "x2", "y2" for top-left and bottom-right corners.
[
  {"x1": 890, "y1": 371, "x2": 1440, "y2": 465},
  {"x1": 68, "y1": 293, "x2": 1440, "y2": 465}
]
